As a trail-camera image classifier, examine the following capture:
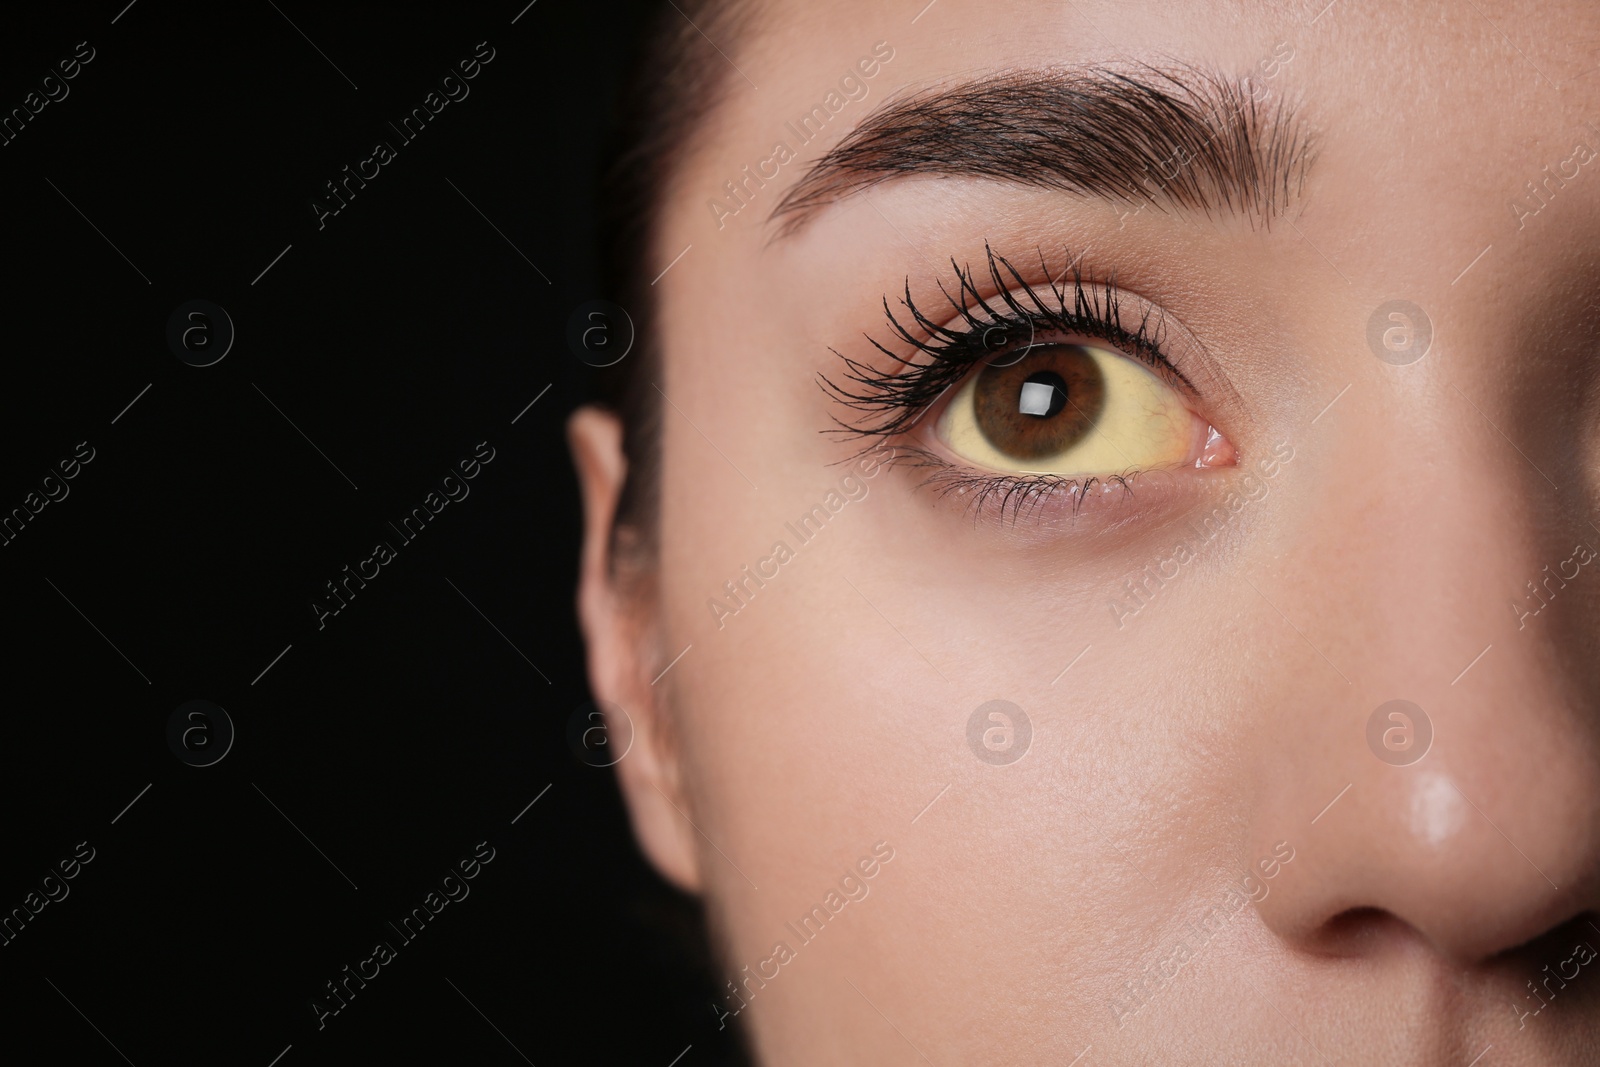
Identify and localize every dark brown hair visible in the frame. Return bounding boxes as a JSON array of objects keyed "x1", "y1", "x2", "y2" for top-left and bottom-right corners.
[
  {"x1": 592, "y1": 16, "x2": 762, "y2": 1056},
  {"x1": 596, "y1": 0, "x2": 755, "y2": 568}
]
